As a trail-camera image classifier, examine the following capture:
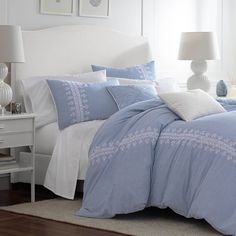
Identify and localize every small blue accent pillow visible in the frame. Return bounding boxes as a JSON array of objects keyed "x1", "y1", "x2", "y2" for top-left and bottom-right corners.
[
  {"x1": 92, "y1": 61, "x2": 156, "y2": 81},
  {"x1": 47, "y1": 80, "x2": 119, "y2": 129},
  {"x1": 107, "y1": 85, "x2": 157, "y2": 110}
]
